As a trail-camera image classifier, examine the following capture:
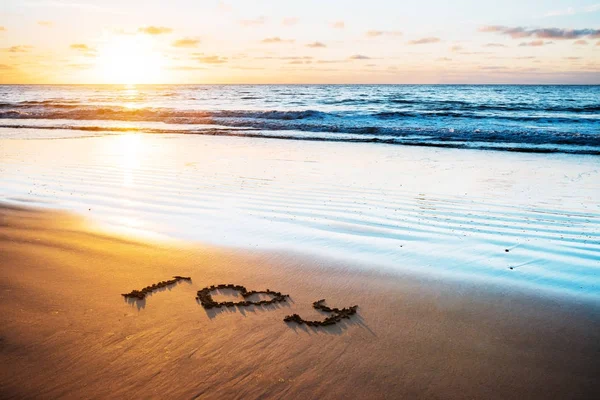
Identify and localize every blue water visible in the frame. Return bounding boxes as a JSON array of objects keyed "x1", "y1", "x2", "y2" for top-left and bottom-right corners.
[{"x1": 1, "y1": 84, "x2": 599, "y2": 153}]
